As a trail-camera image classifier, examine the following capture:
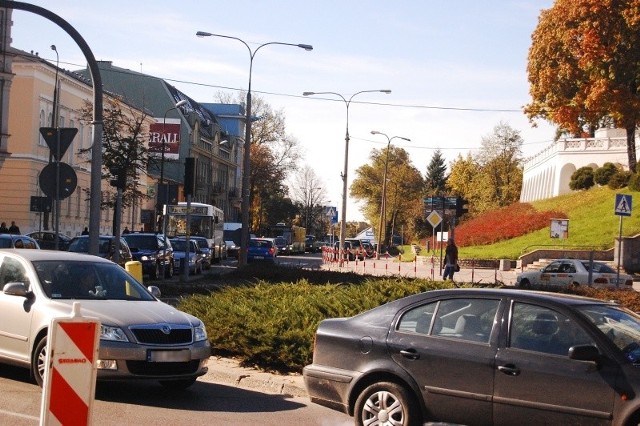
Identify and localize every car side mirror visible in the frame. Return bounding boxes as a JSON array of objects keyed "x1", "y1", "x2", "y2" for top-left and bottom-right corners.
[
  {"x1": 568, "y1": 344, "x2": 600, "y2": 363},
  {"x1": 147, "y1": 285, "x2": 161, "y2": 298},
  {"x1": 3, "y1": 281, "x2": 30, "y2": 298}
]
